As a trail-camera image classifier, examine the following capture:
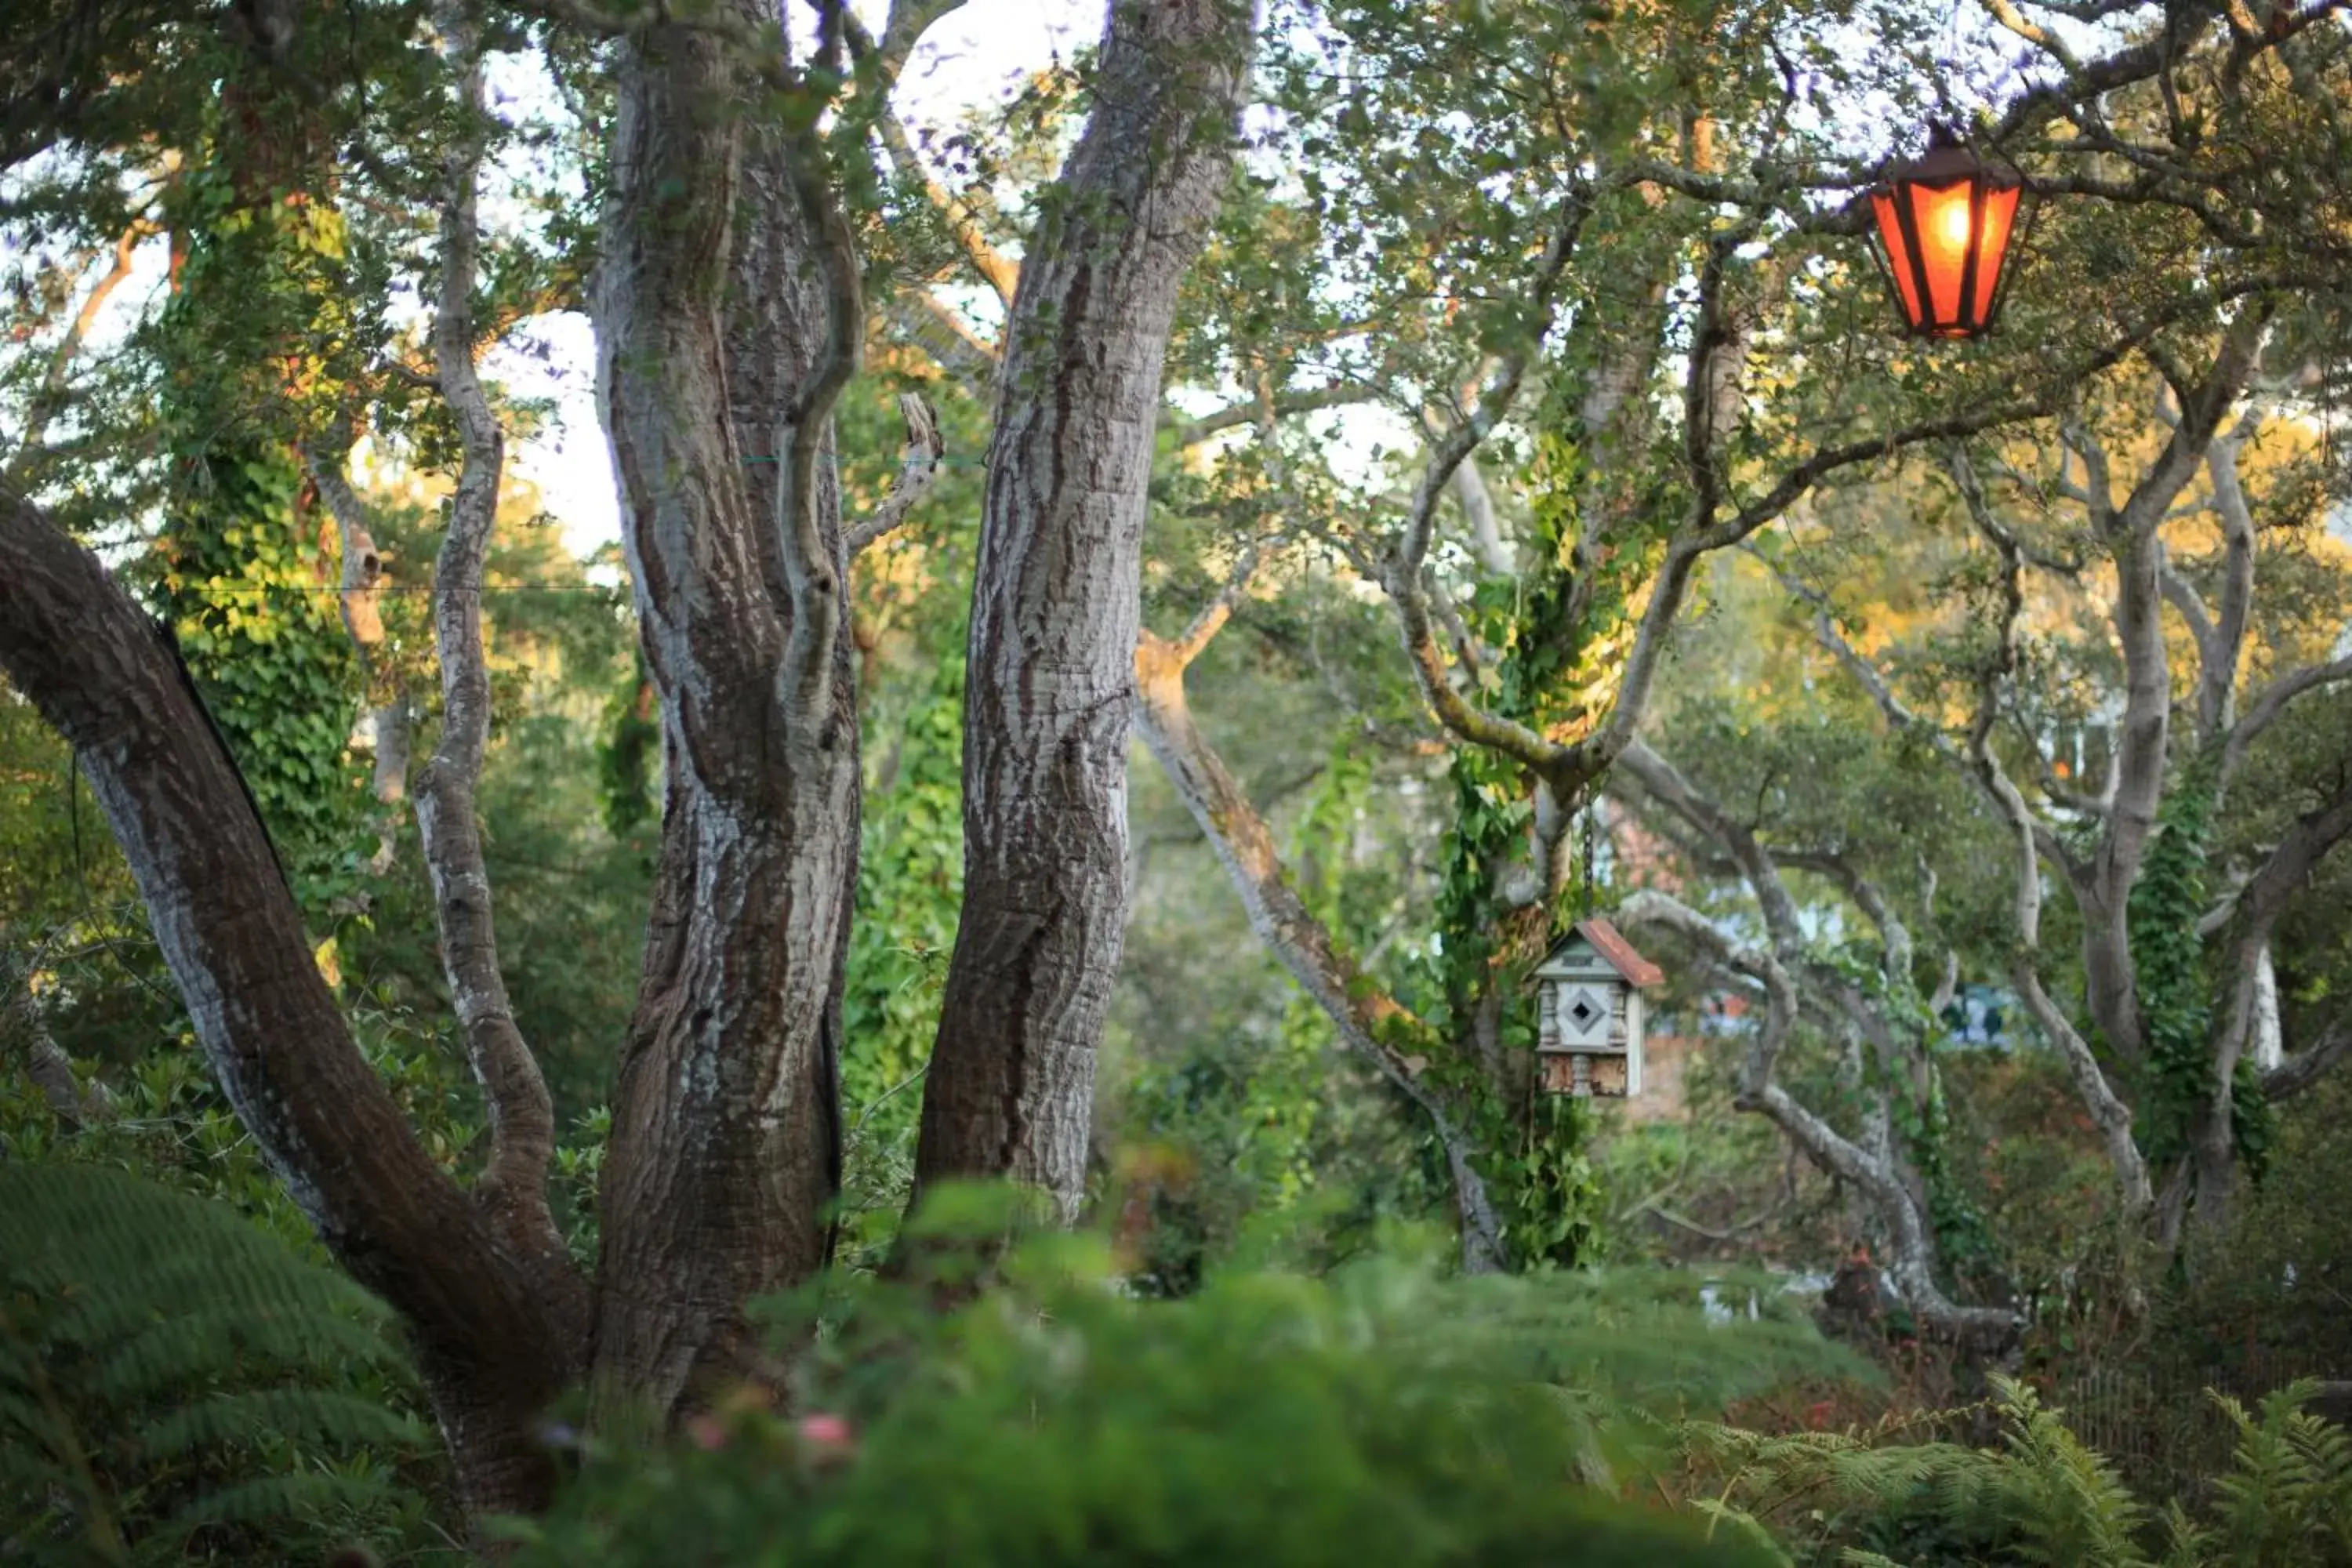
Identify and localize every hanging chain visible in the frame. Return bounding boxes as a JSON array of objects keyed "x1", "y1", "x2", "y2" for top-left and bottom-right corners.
[{"x1": 1578, "y1": 793, "x2": 1598, "y2": 923}]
